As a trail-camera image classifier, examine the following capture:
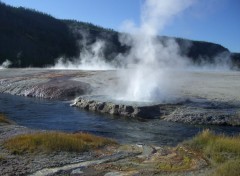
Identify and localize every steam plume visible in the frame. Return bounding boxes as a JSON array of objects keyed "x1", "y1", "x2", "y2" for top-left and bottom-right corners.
[
  {"x1": 115, "y1": 0, "x2": 195, "y2": 102},
  {"x1": 190, "y1": 51, "x2": 233, "y2": 71},
  {"x1": 52, "y1": 38, "x2": 113, "y2": 70},
  {"x1": 0, "y1": 60, "x2": 12, "y2": 69}
]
